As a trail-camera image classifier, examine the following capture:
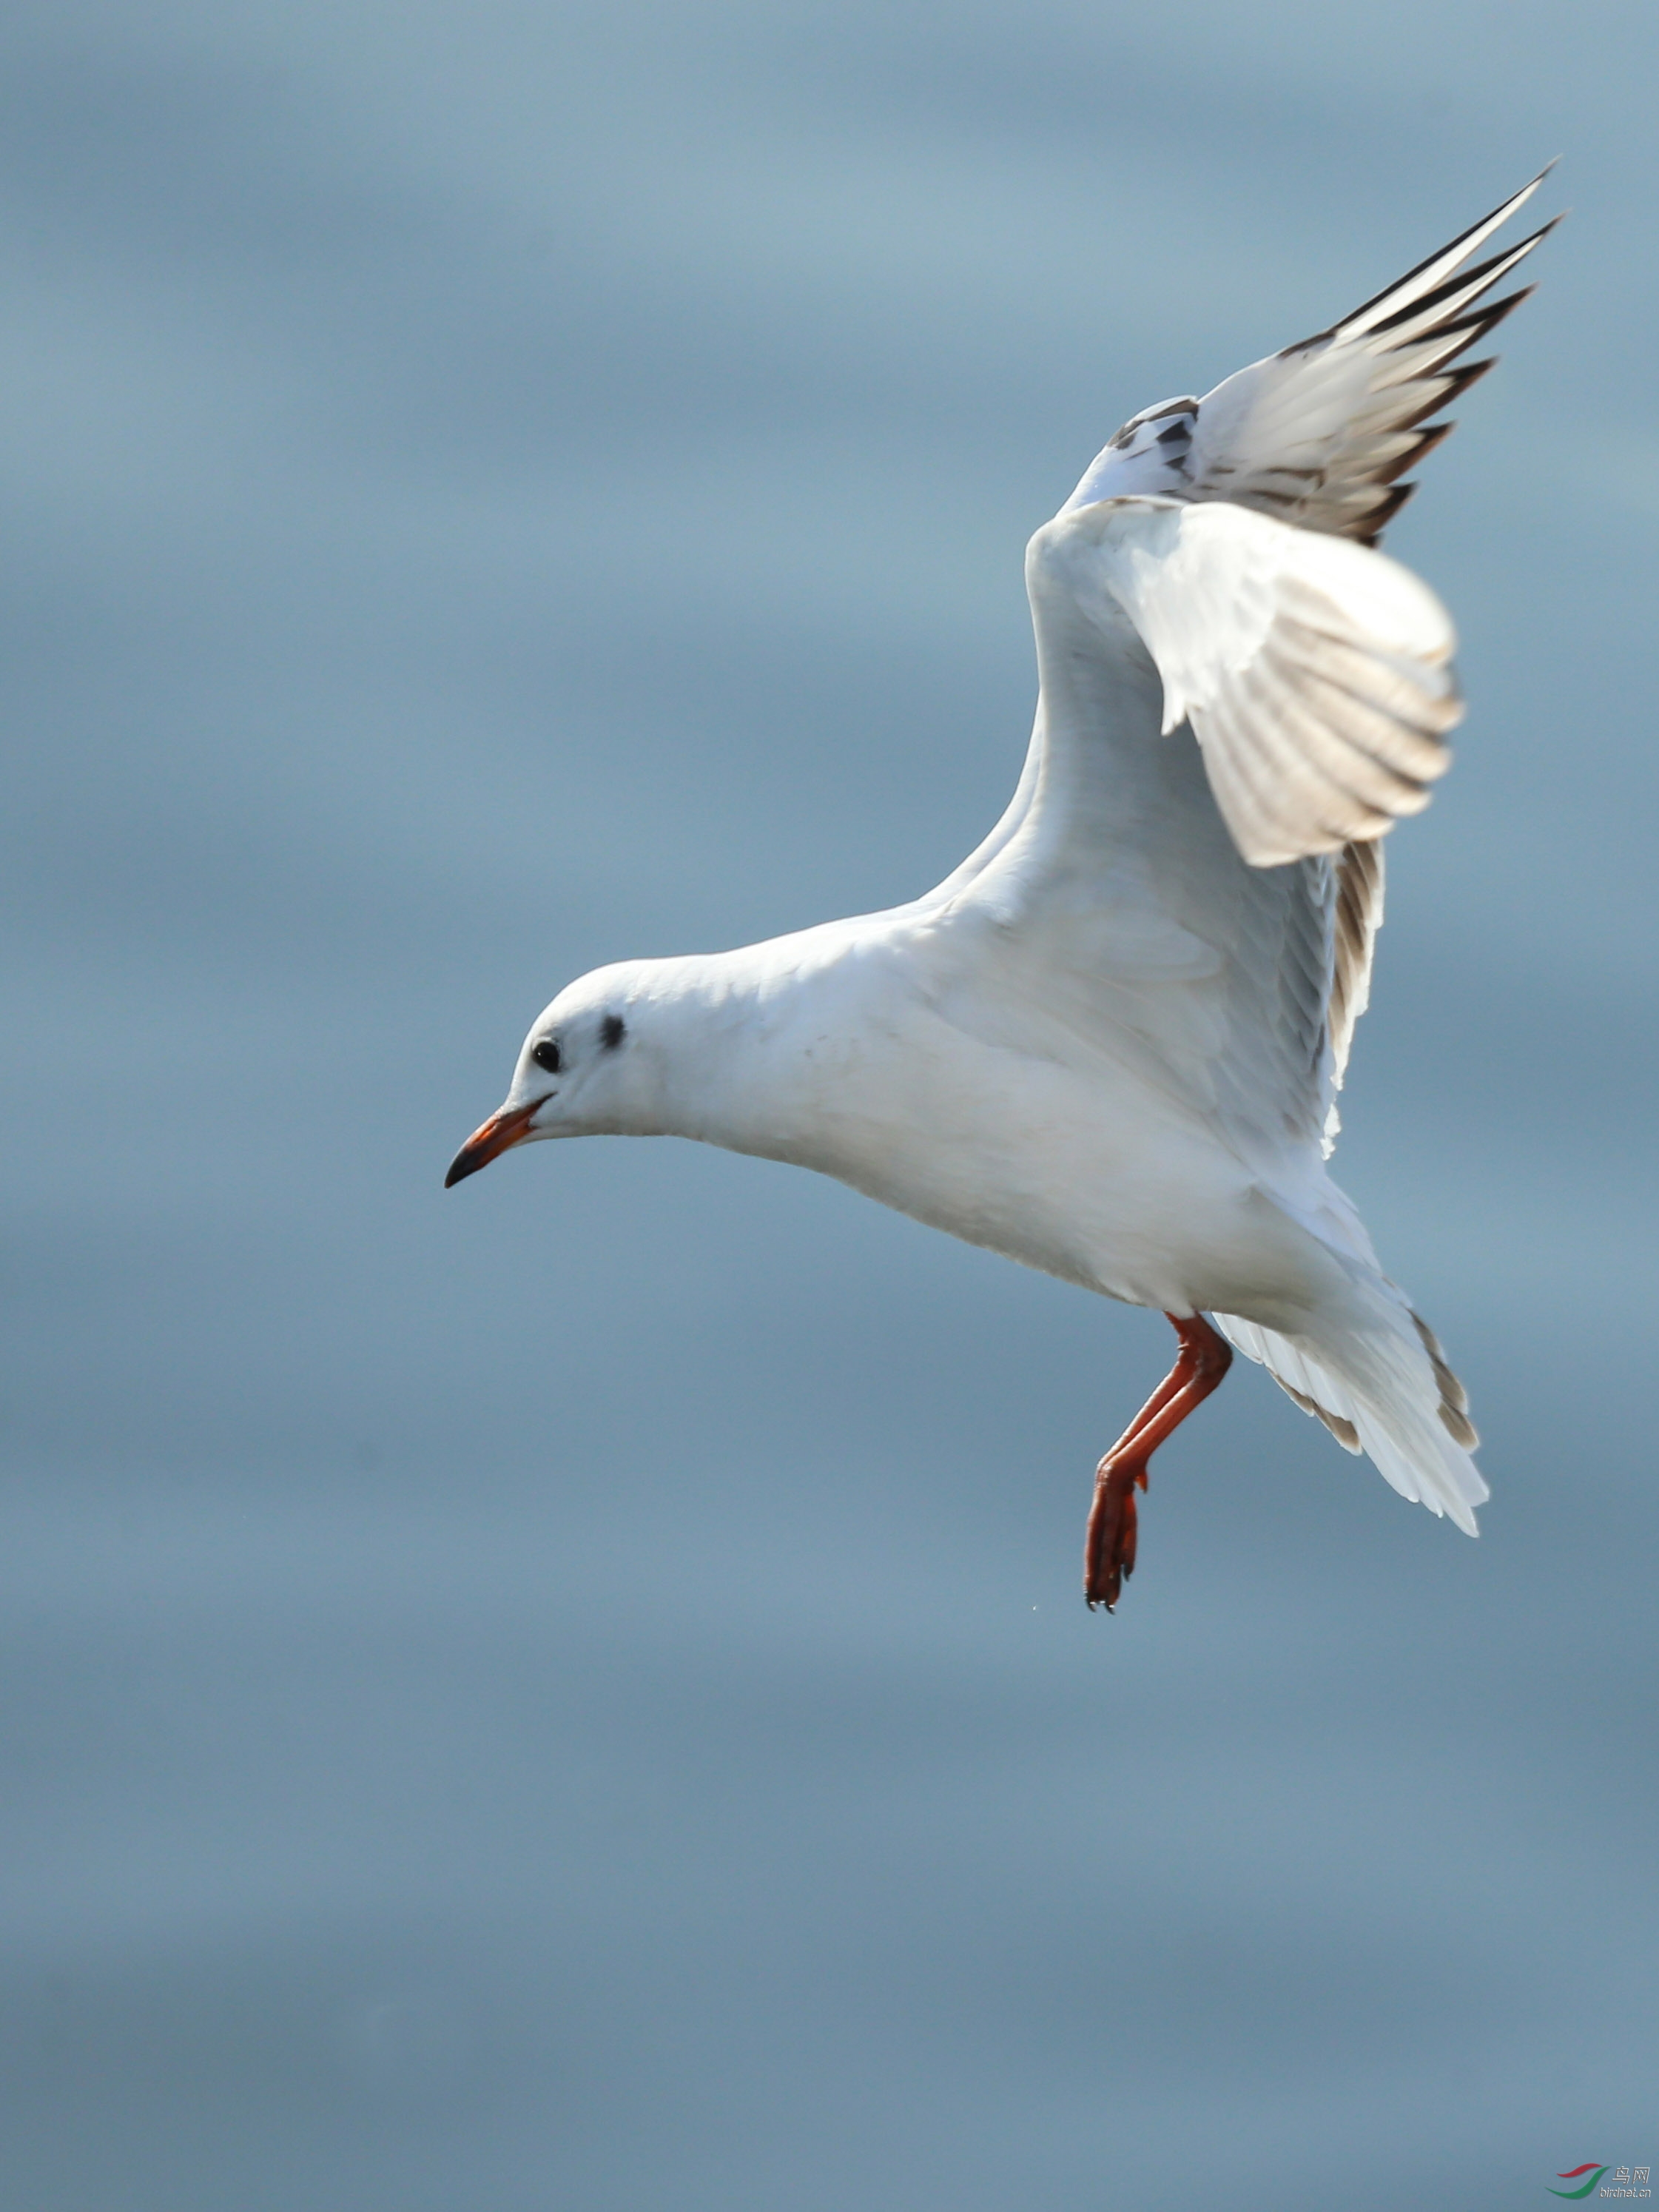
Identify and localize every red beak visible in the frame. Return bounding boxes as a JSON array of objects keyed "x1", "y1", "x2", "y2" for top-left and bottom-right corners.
[{"x1": 444, "y1": 1099, "x2": 543, "y2": 1187}]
